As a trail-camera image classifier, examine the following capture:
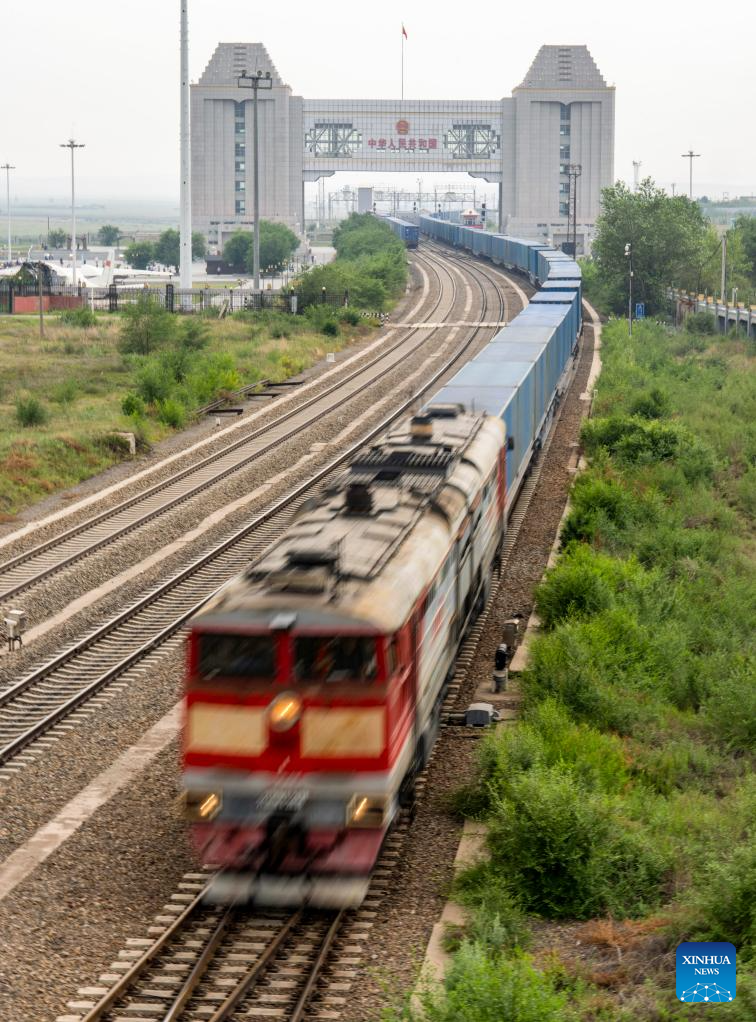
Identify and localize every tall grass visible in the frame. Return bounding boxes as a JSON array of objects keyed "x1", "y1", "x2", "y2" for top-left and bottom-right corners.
[{"x1": 439, "y1": 318, "x2": 756, "y2": 1018}]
